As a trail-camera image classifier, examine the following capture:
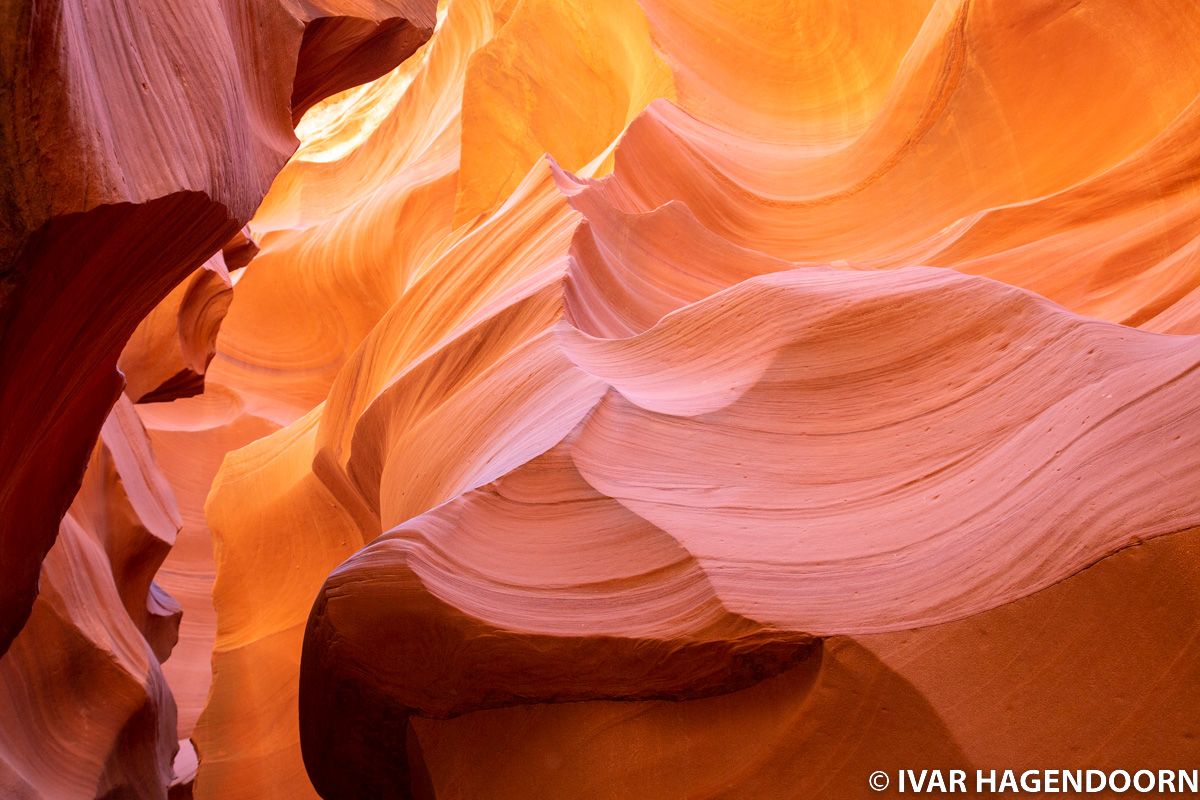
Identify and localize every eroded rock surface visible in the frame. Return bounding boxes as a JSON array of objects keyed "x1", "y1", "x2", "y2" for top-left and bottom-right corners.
[{"x1": 4, "y1": 1, "x2": 1200, "y2": 799}]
